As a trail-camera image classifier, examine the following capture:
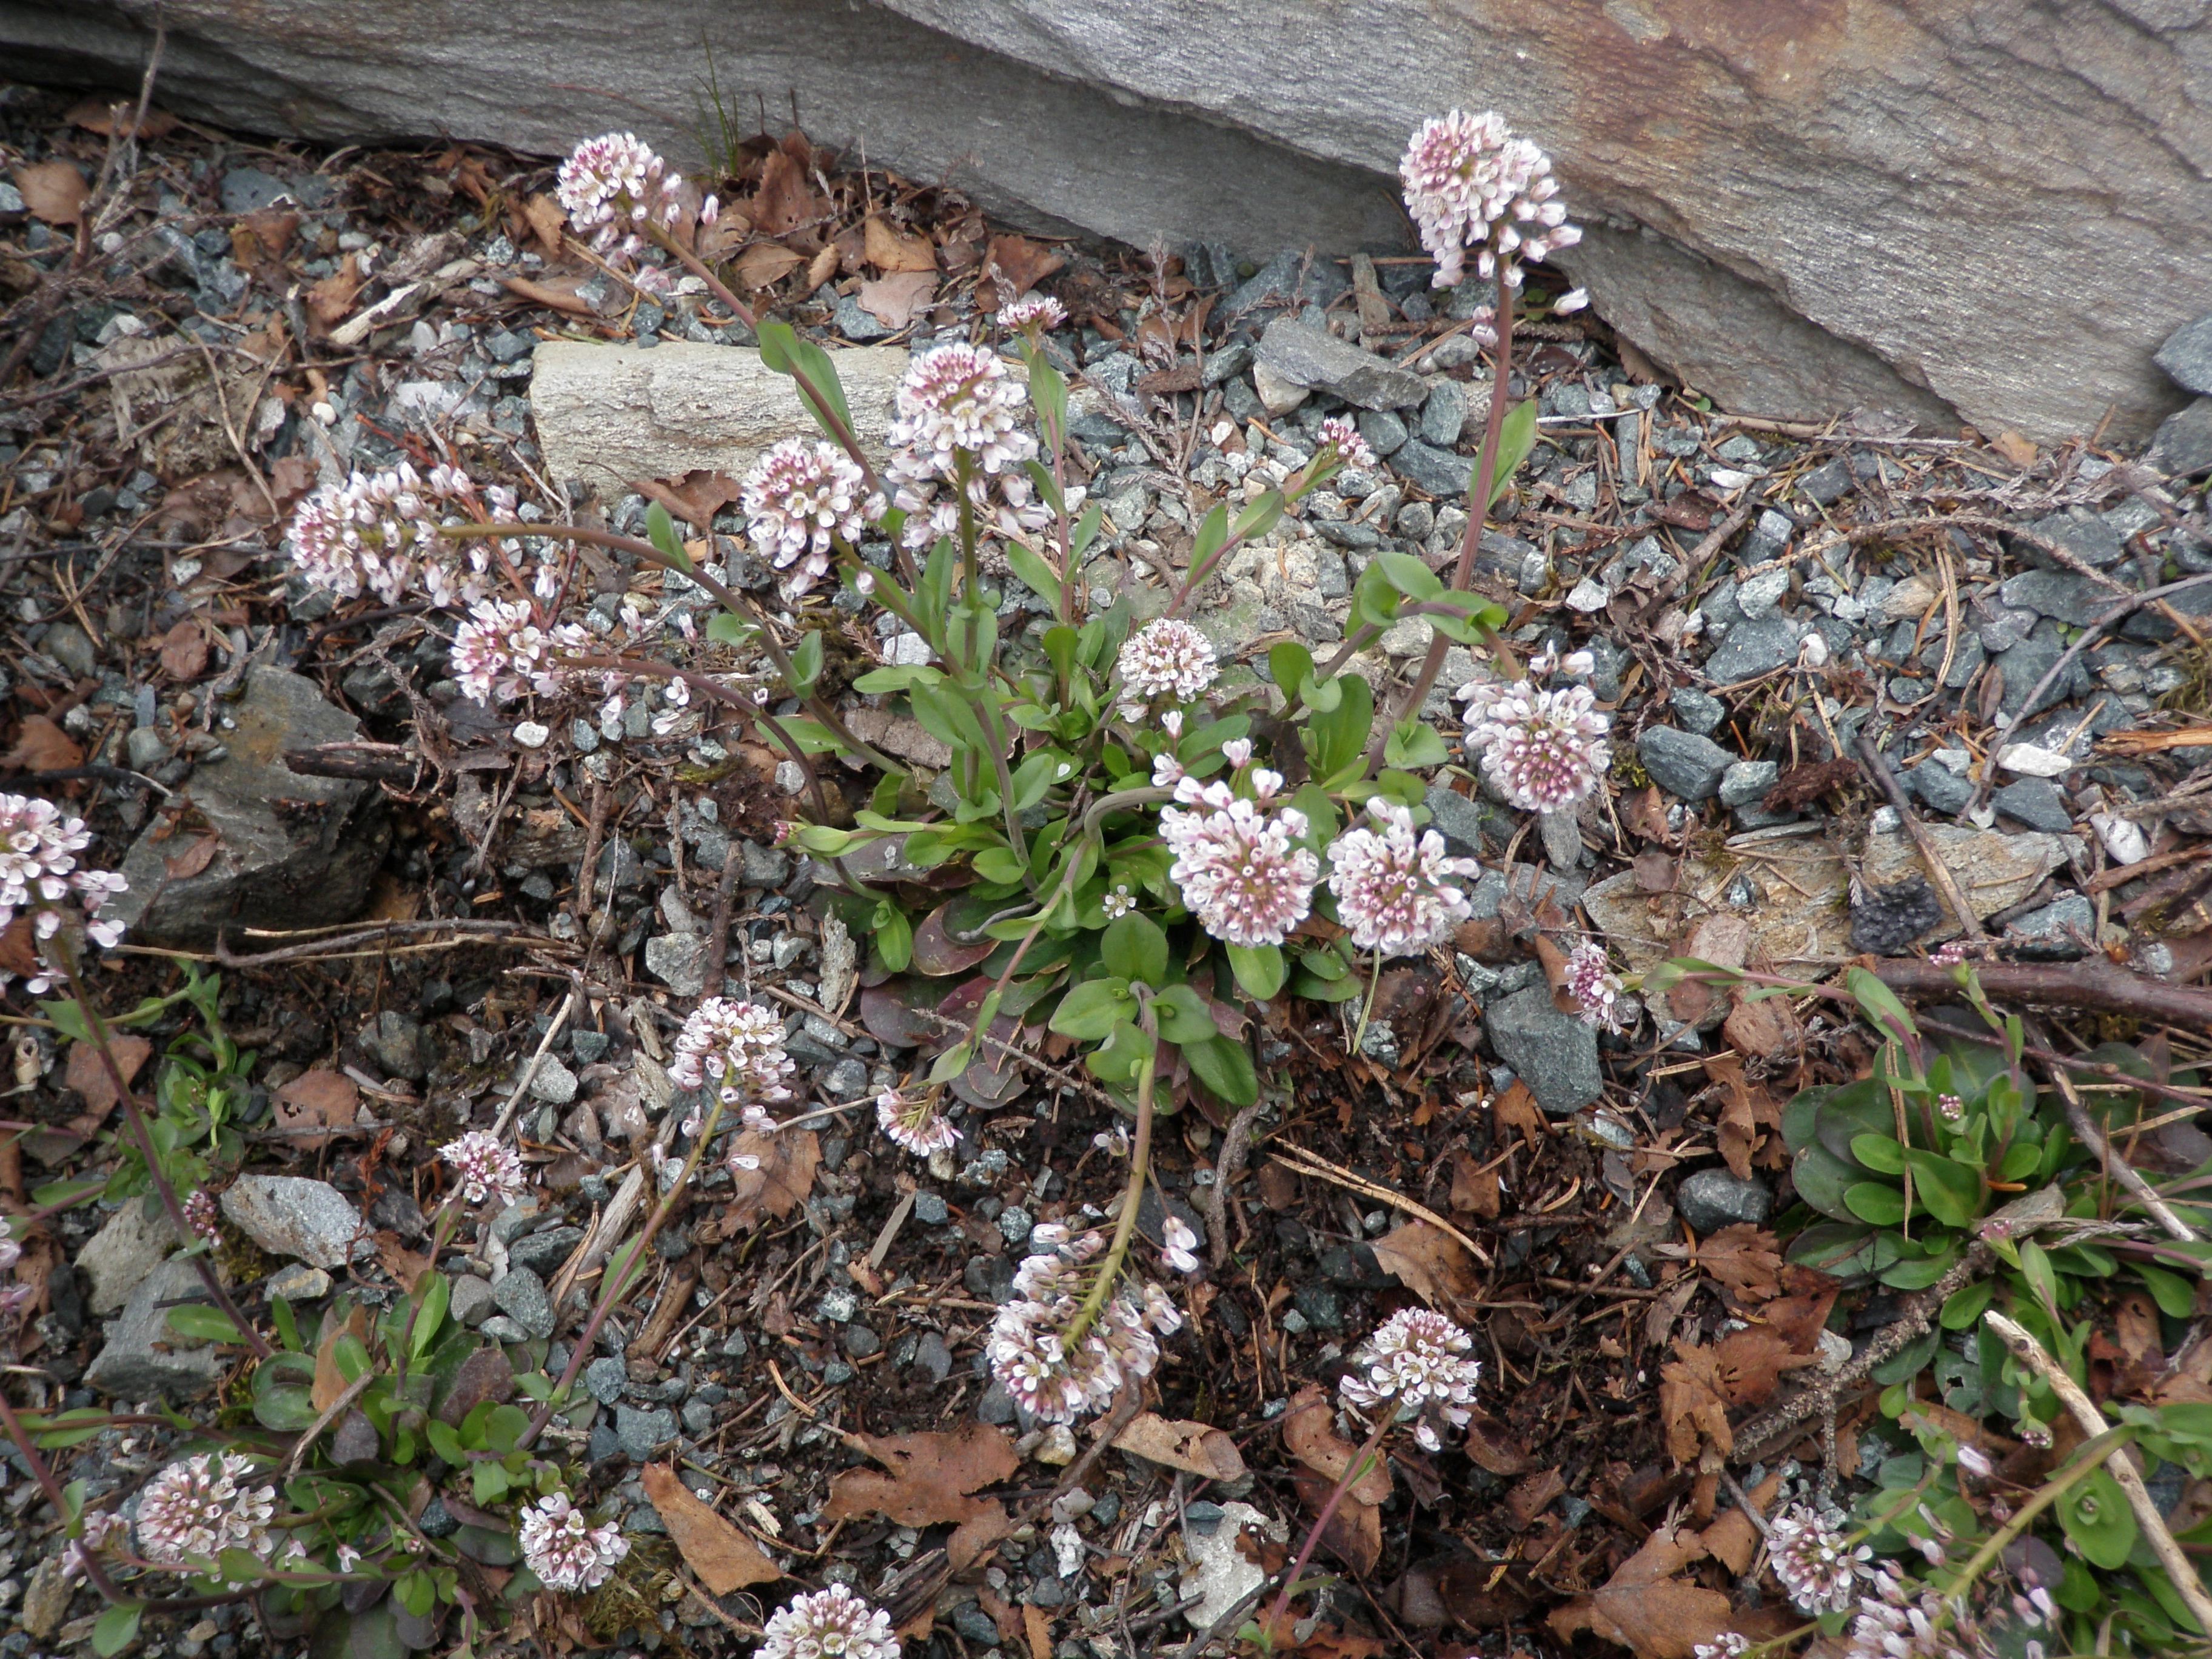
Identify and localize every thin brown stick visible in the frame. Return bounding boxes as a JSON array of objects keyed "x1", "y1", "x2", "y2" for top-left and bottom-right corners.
[
  {"x1": 1855, "y1": 730, "x2": 1985, "y2": 941},
  {"x1": 2029, "y1": 1018, "x2": 2200, "y2": 1243},
  {"x1": 1871, "y1": 957, "x2": 2212, "y2": 1033},
  {"x1": 1986, "y1": 1312, "x2": 2212, "y2": 1632}
]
